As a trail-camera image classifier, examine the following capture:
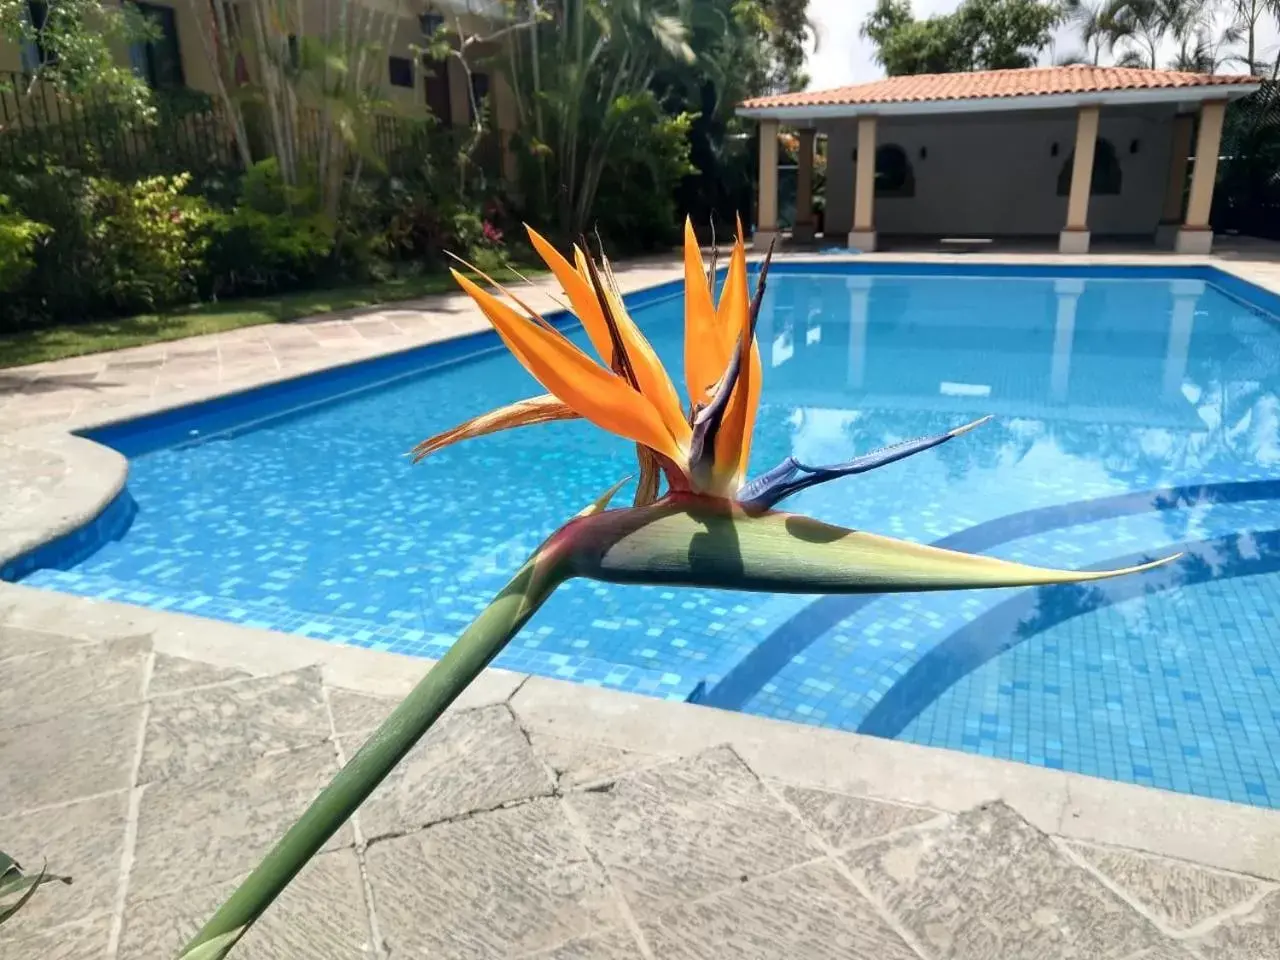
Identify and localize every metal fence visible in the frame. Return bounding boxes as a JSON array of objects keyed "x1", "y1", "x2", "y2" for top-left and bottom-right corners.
[
  {"x1": 0, "y1": 72, "x2": 238, "y2": 176},
  {"x1": 0, "y1": 71, "x2": 506, "y2": 184}
]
